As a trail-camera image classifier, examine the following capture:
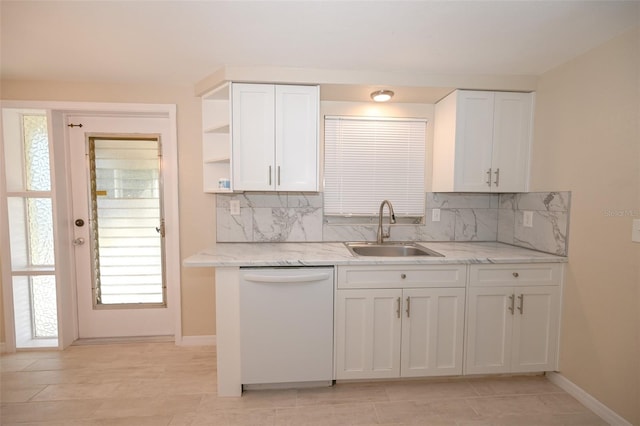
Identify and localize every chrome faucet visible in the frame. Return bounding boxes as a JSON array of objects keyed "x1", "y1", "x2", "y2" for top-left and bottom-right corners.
[{"x1": 377, "y1": 200, "x2": 396, "y2": 244}]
